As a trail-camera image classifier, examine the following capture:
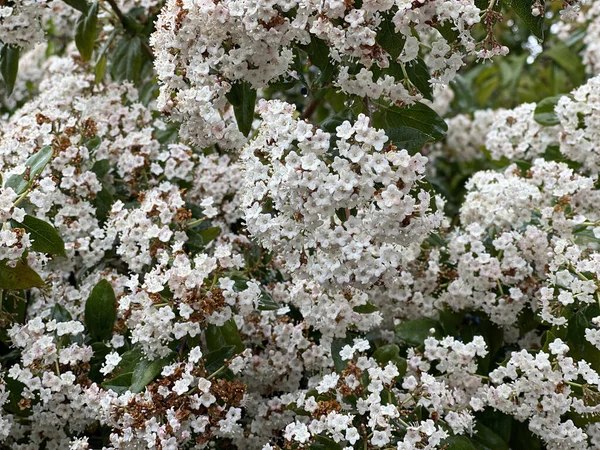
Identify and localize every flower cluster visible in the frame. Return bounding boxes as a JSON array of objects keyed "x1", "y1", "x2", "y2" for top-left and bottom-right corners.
[{"x1": 241, "y1": 99, "x2": 443, "y2": 290}]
